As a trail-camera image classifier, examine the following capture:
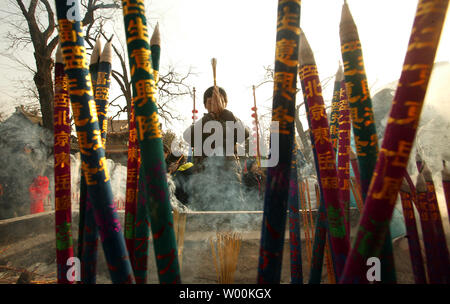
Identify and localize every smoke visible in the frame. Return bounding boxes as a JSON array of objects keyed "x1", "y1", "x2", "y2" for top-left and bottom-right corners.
[
  {"x1": 70, "y1": 153, "x2": 81, "y2": 207},
  {"x1": 0, "y1": 109, "x2": 53, "y2": 219},
  {"x1": 185, "y1": 157, "x2": 262, "y2": 211},
  {"x1": 164, "y1": 156, "x2": 265, "y2": 232},
  {"x1": 70, "y1": 153, "x2": 186, "y2": 212},
  {"x1": 373, "y1": 61, "x2": 450, "y2": 230},
  {"x1": 166, "y1": 172, "x2": 189, "y2": 212},
  {"x1": 373, "y1": 62, "x2": 450, "y2": 173}
]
